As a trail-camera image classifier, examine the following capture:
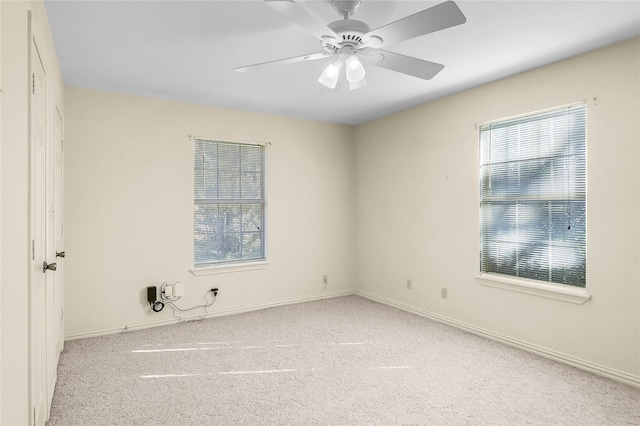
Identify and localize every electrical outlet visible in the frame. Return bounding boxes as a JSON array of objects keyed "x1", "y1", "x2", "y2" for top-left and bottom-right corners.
[
  {"x1": 441, "y1": 288, "x2": 448, "y2": 299},
  {"x1": 407, "y1": 279, "x2": 412, "y2": 290}
]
